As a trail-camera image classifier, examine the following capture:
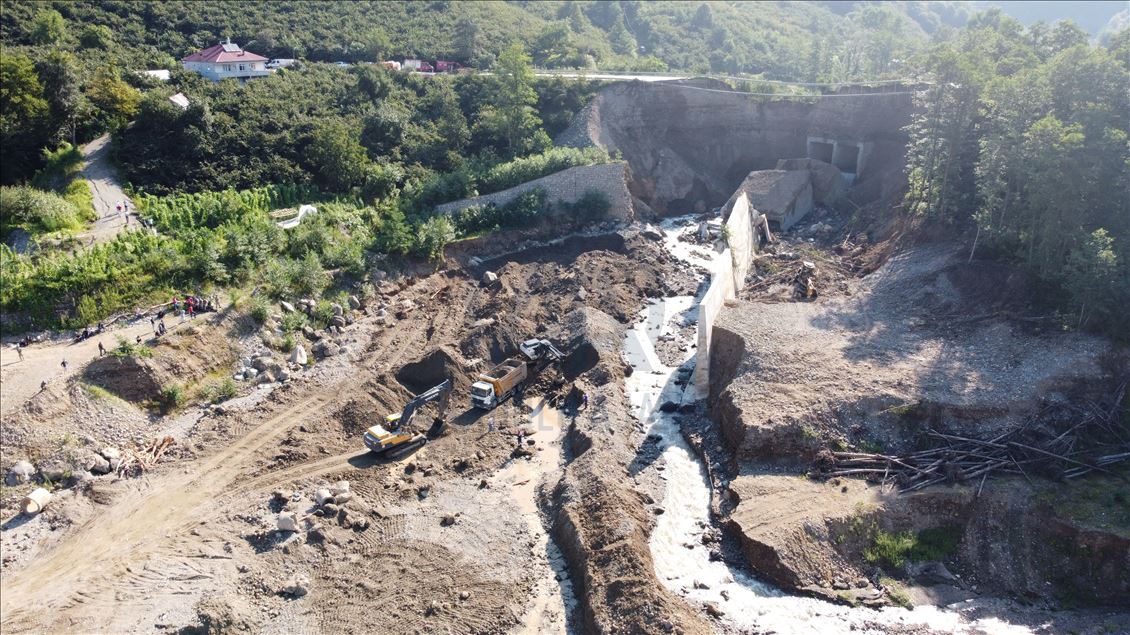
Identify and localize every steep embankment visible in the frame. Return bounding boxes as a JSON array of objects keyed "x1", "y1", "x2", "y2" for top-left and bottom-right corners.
[
  {"x1": 558, "y1": 80, "x2": 912, "y2": 214},
  {"x1": 708, "y1": 244, "x2": 1130, "y2": 607}
]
